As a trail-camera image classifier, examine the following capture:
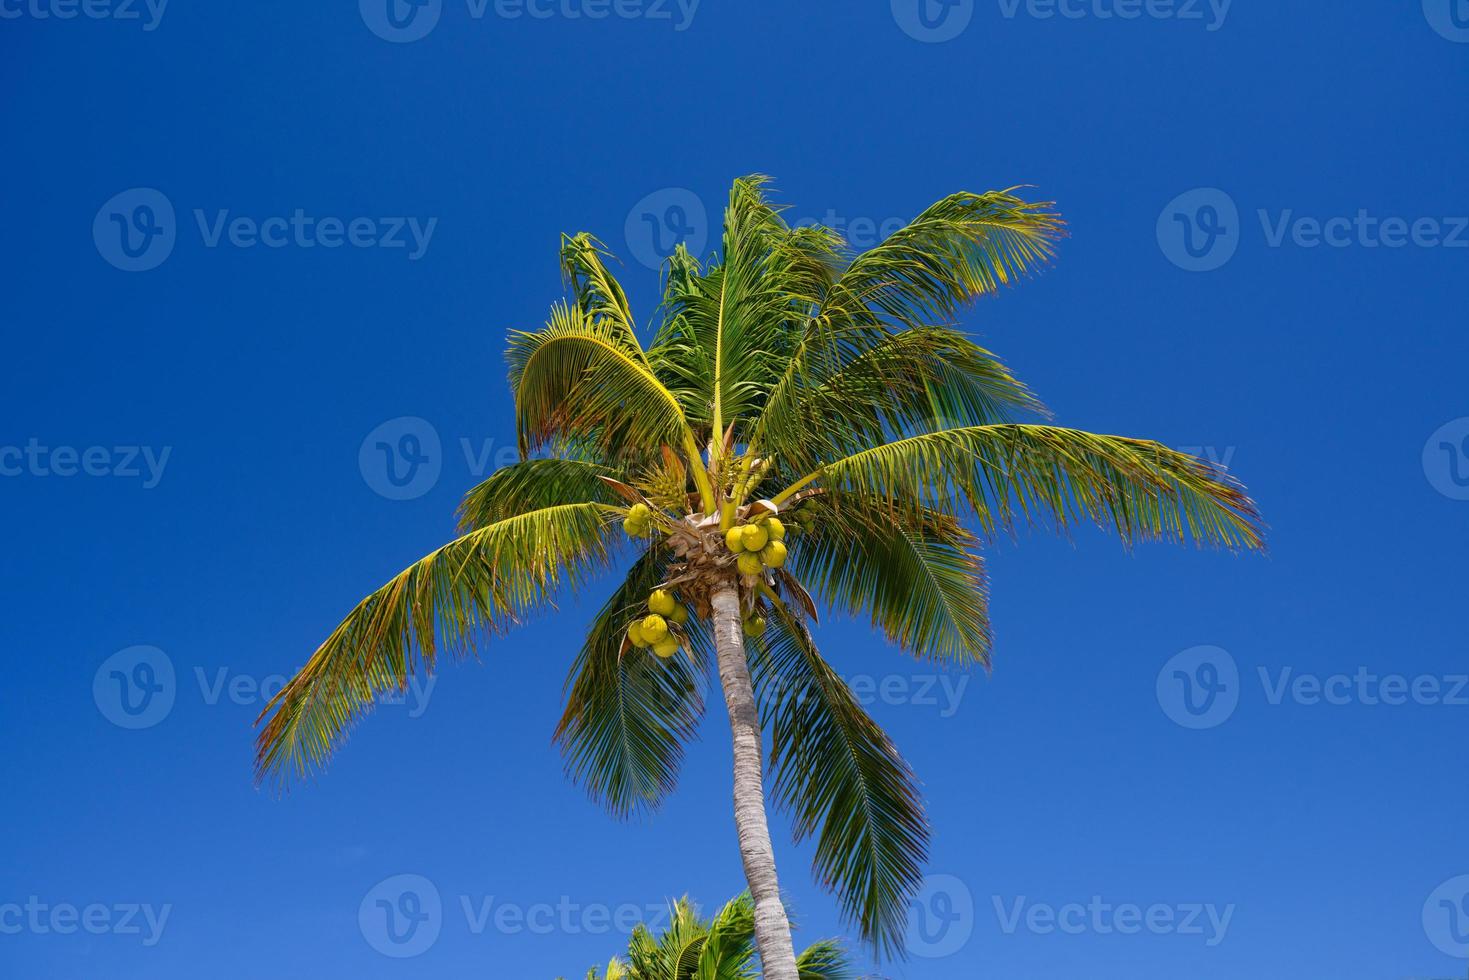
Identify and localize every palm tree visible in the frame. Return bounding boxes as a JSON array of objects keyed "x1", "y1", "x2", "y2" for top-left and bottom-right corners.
[
  {"x1": 255, "y1": 176, "x2": 1264, "y2": 980},
  {"x1": 562, "y1": 894, "x2": 851, "y2": 980}
]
